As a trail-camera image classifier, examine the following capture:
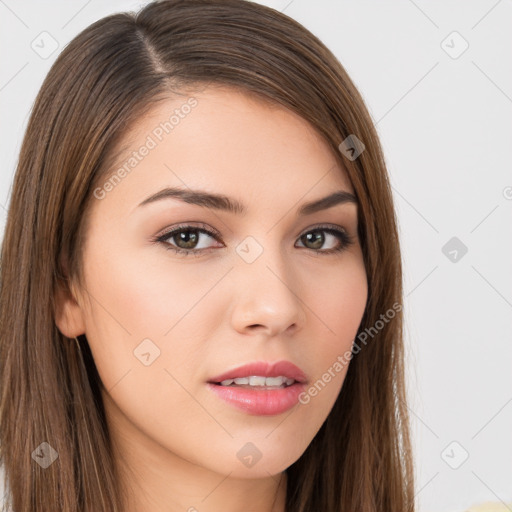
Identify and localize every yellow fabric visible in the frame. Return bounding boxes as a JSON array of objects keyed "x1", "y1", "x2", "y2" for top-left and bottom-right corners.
[{"x1": 465, "y1": 503, "x2": 512, "y2": 511}]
